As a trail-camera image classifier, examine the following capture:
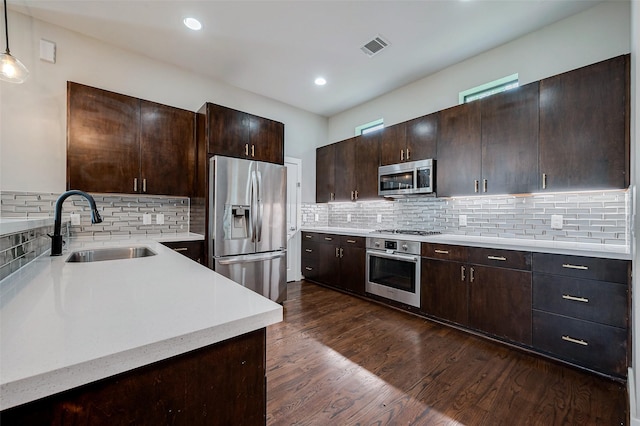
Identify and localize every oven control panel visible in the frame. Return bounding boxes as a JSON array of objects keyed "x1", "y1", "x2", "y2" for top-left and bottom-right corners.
[{"x1": 367, "y1": 237, "x2": 421, "y2": 255}]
